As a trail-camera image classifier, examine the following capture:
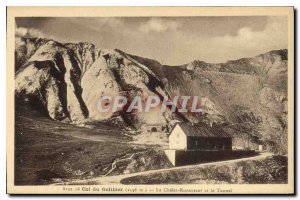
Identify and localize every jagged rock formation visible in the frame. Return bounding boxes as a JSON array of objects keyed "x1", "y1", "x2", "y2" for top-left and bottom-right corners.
[
  {"x1": 15, "y1": 37, "x2": 288, "y2": 153},
  {"x1": 15, "y1": 37, "x2": 176, "y2": 127}
]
